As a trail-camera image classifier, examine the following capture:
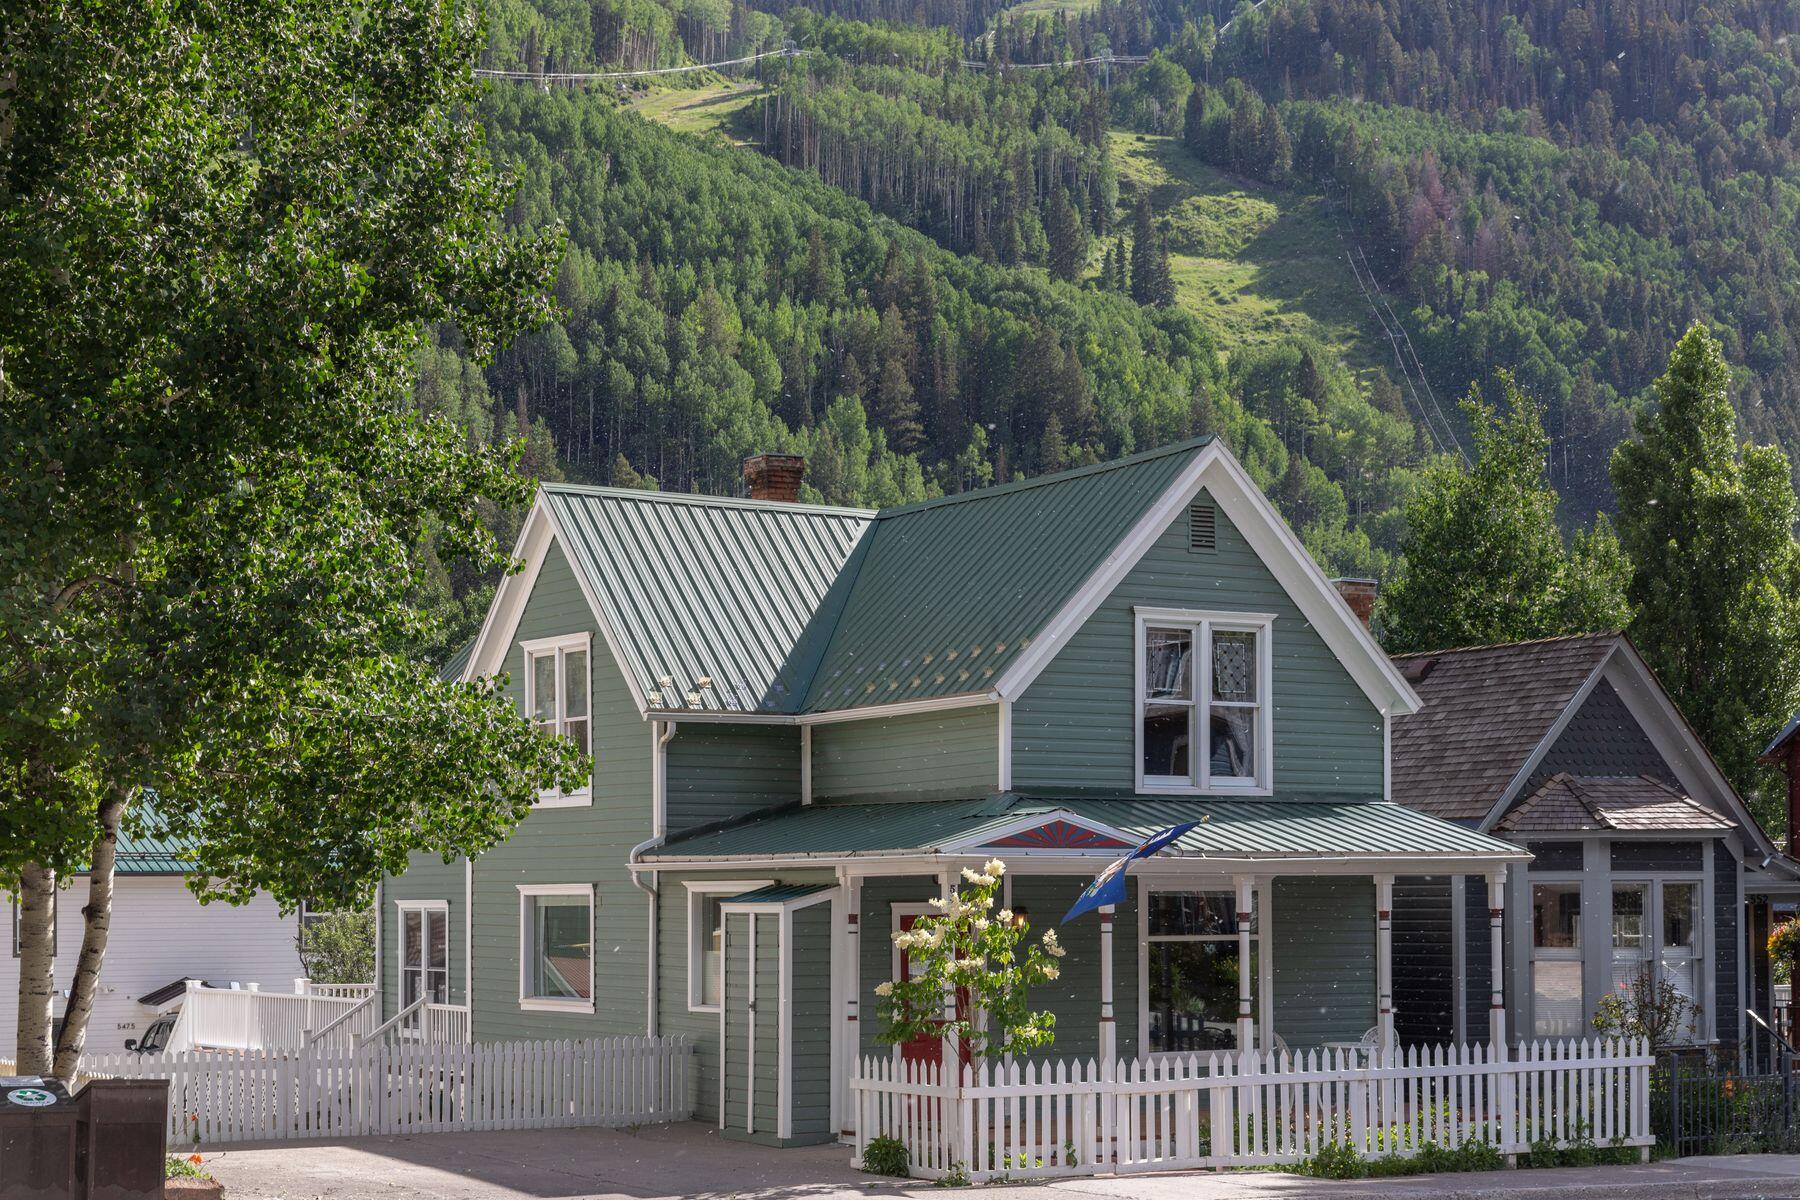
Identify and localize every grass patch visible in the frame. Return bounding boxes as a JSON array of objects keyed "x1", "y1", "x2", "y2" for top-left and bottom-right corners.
[
  {"x1": 1106, "y1": 131, "x2": 1381, "y2": 369},
  {"x1": 629, "y1": 81, "x2": 761, "y2": 142}
]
